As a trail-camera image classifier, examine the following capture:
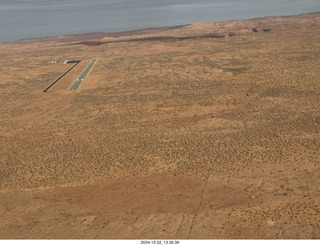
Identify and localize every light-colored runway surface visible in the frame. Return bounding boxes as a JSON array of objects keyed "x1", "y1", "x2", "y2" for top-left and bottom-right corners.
[{"x1": 69, "y1": 59, "x2": 96, "y2": 91}]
